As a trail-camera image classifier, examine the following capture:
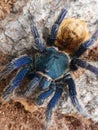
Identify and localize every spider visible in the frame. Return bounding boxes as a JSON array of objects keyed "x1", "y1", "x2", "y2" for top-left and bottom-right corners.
[{"x1": 0, "y1": 5, "x2": 98, "y2": 130}]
